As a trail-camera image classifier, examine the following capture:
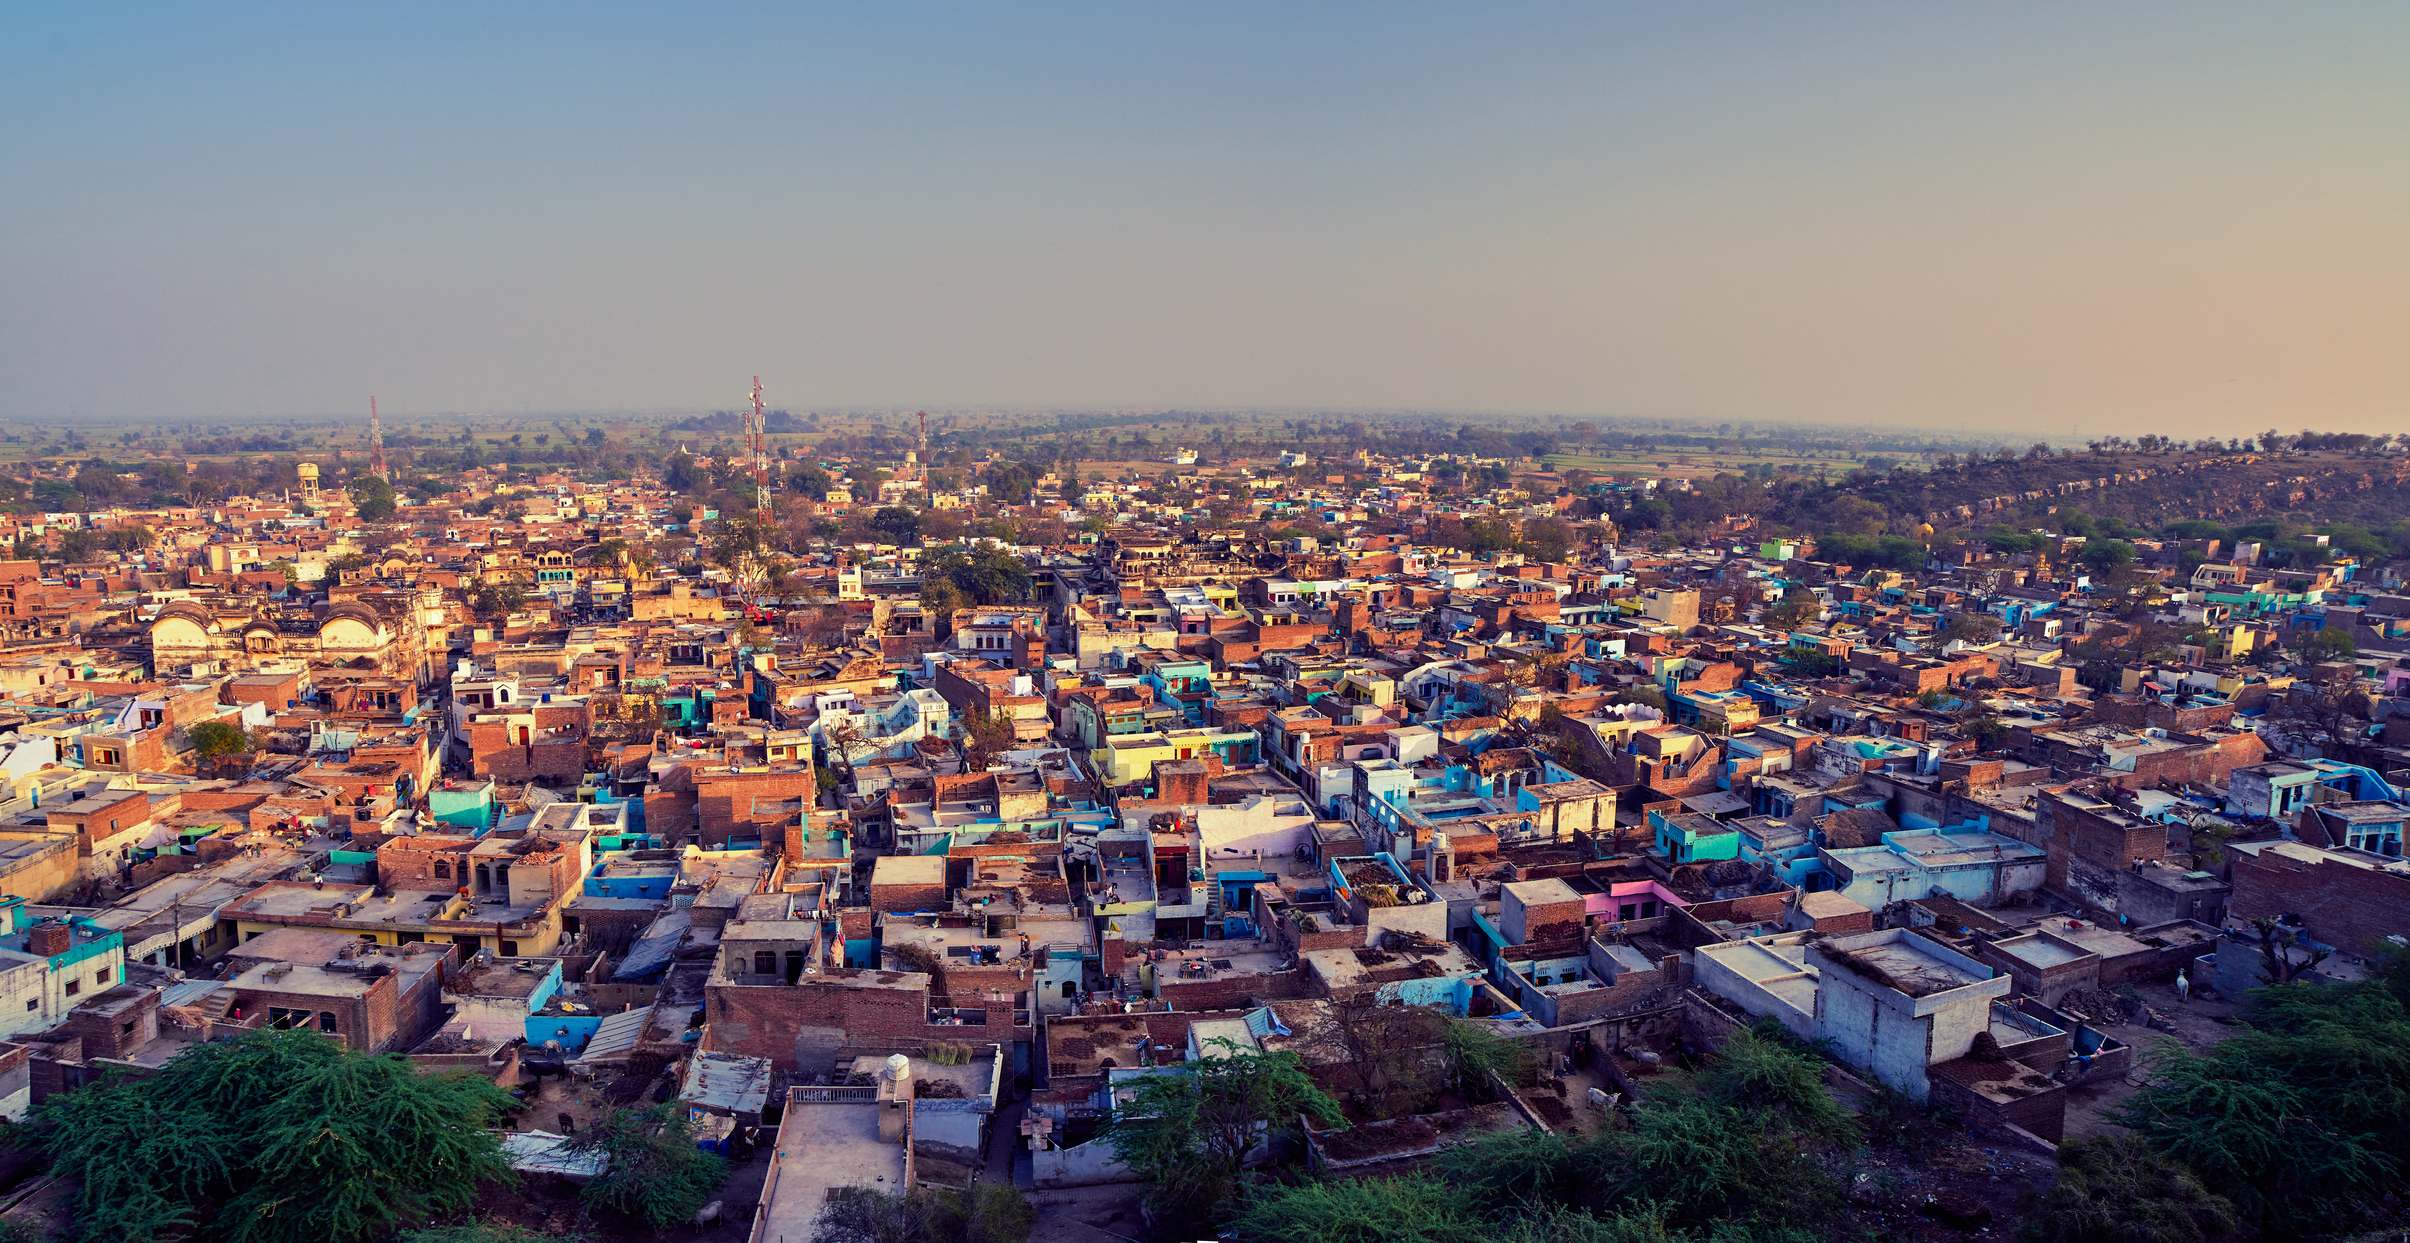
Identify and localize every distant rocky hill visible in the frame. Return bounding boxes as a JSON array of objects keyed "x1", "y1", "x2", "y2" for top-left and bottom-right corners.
[{"x1": 1797, "y1": 450, "x2": 2410, "y2": 535}]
